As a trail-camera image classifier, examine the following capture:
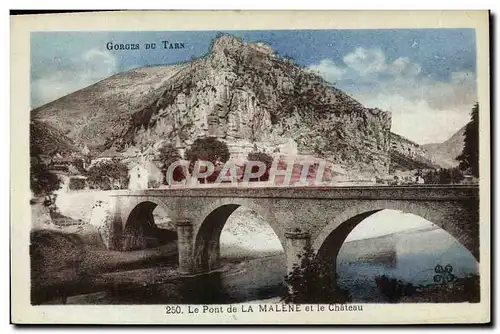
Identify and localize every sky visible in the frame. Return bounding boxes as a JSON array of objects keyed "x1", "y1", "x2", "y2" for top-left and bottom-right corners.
[{"x1": 31, "y1": 29, "x2": 477, "y2": 144}]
